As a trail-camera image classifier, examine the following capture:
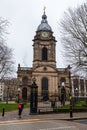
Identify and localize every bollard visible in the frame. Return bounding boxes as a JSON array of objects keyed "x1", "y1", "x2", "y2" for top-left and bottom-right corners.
[
  {"x1": 2, "y1": 108, "x2": 5, "y2": 117},
  {"x1": 70, "y1": 109, "x2": 73, "y2": 118},
  {"x1": 70, "y1": 96, "x2": 73, "y2": 118}
]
